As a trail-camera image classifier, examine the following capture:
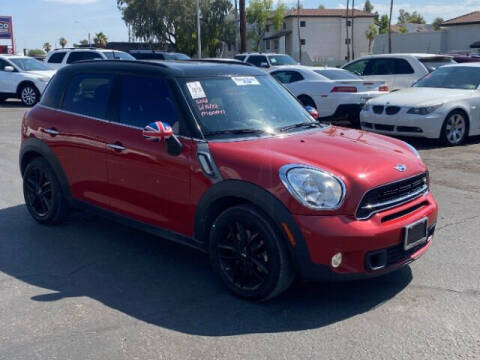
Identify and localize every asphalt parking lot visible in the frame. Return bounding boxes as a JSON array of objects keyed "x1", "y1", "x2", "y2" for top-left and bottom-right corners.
[{"x1": 1, "y1": 100, "x2": 479, "y2": 359}]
